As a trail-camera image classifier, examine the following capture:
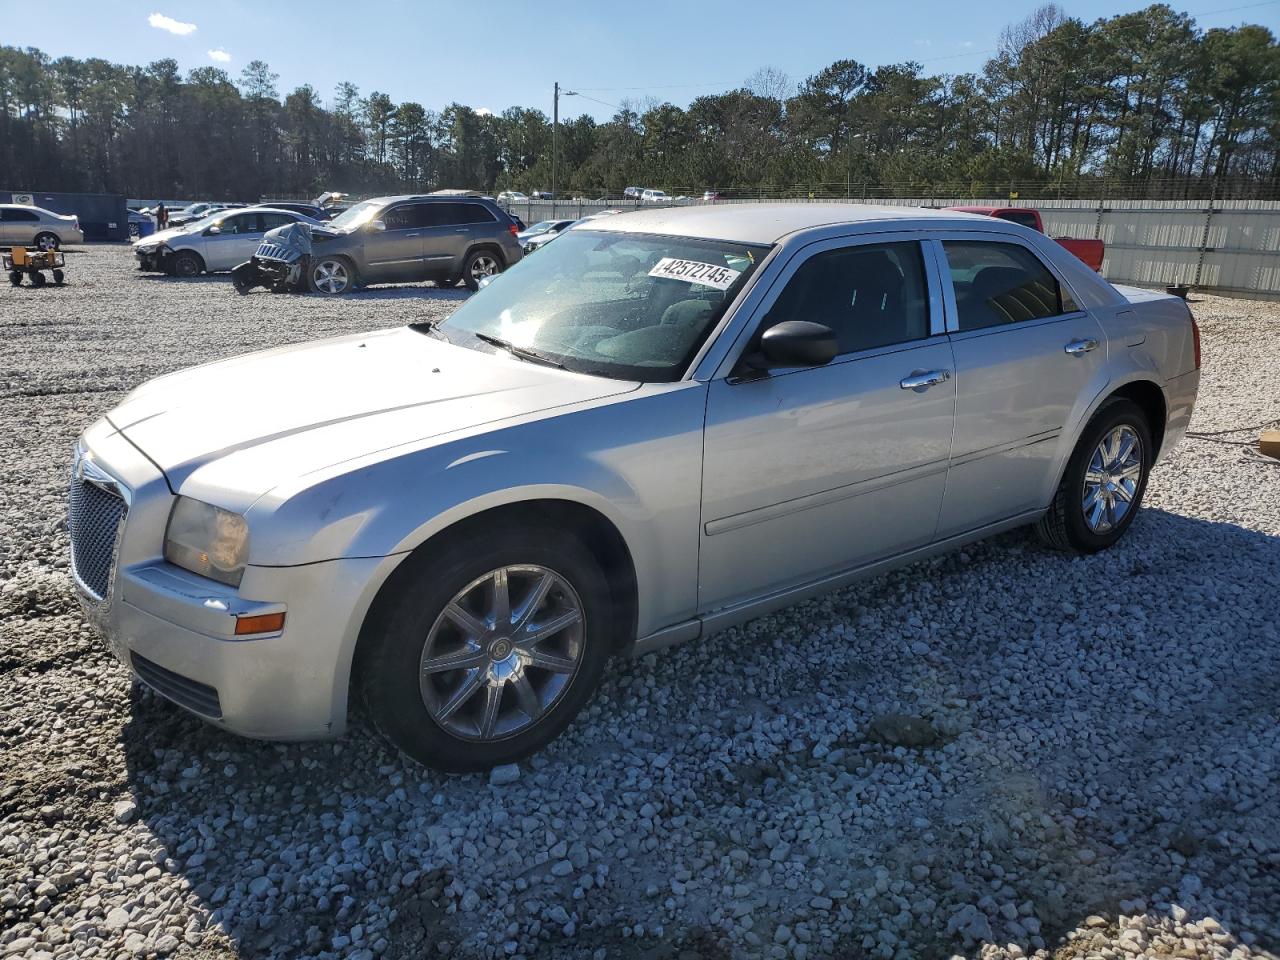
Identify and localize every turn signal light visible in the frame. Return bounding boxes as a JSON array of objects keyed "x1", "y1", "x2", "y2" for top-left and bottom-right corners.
[{"x1": 234, "y1": 612, "x2": 286, "y2": 636}]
